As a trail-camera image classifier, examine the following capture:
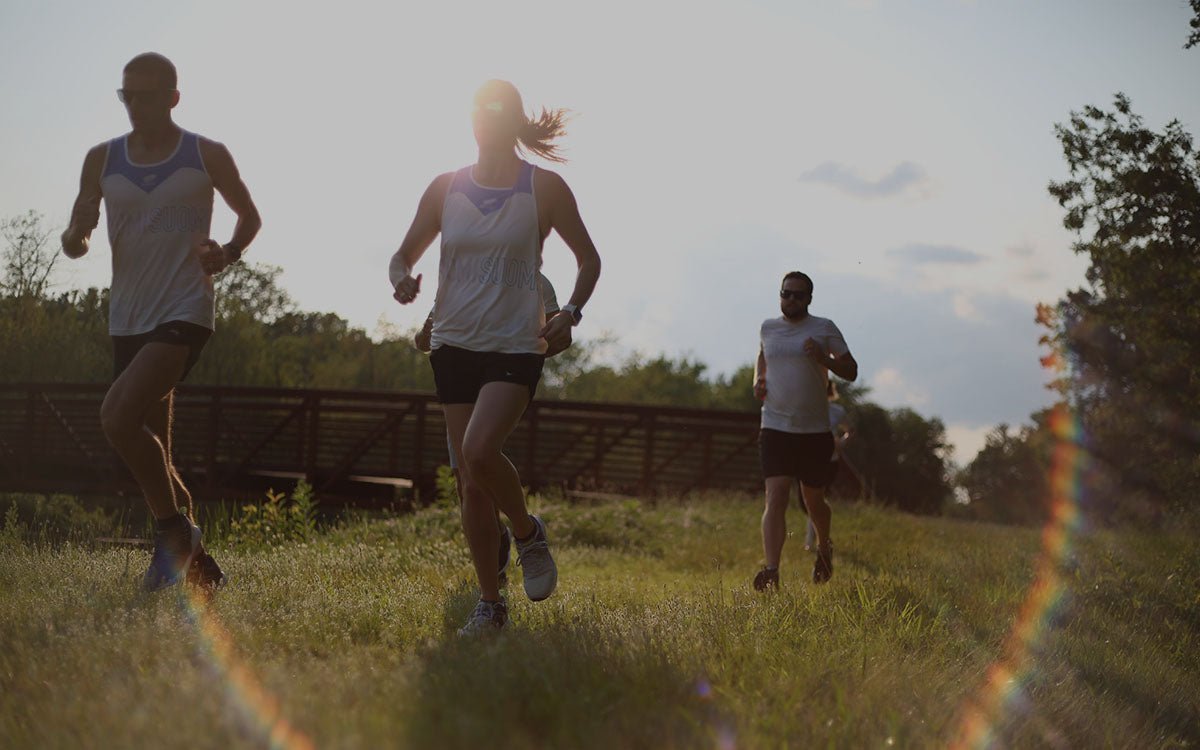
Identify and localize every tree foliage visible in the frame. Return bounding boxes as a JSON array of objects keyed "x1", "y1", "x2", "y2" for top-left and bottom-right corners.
[{"x1": 1043, "y1": 94, "x2": 1200, "y2": 516}]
